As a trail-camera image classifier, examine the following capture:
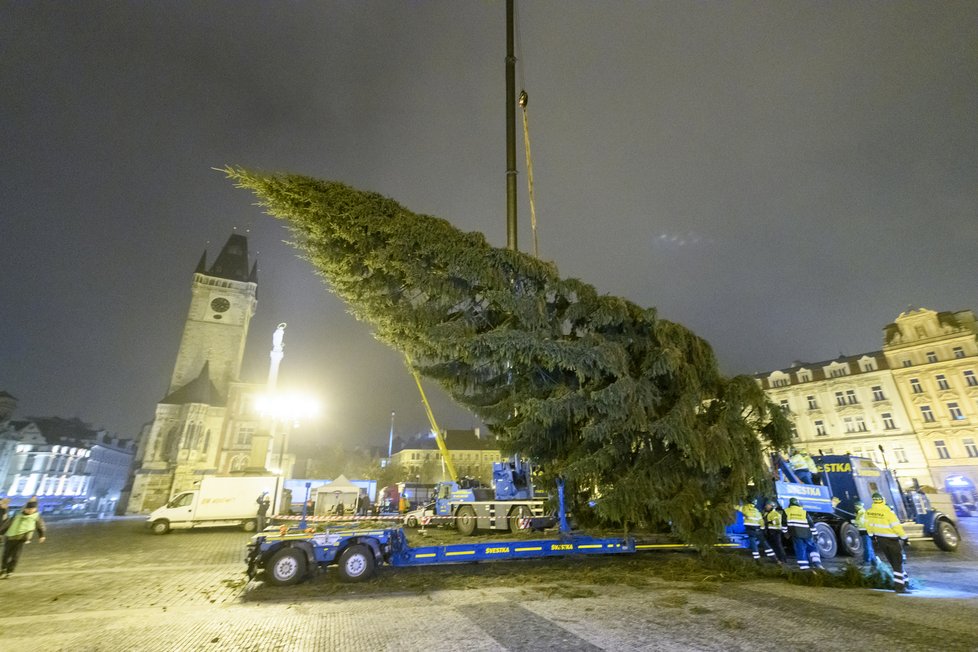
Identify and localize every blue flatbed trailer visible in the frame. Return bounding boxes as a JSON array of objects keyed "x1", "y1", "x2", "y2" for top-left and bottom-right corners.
[{"x1": 246, "y1": 524, "x2": 637, "y2": 584}]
